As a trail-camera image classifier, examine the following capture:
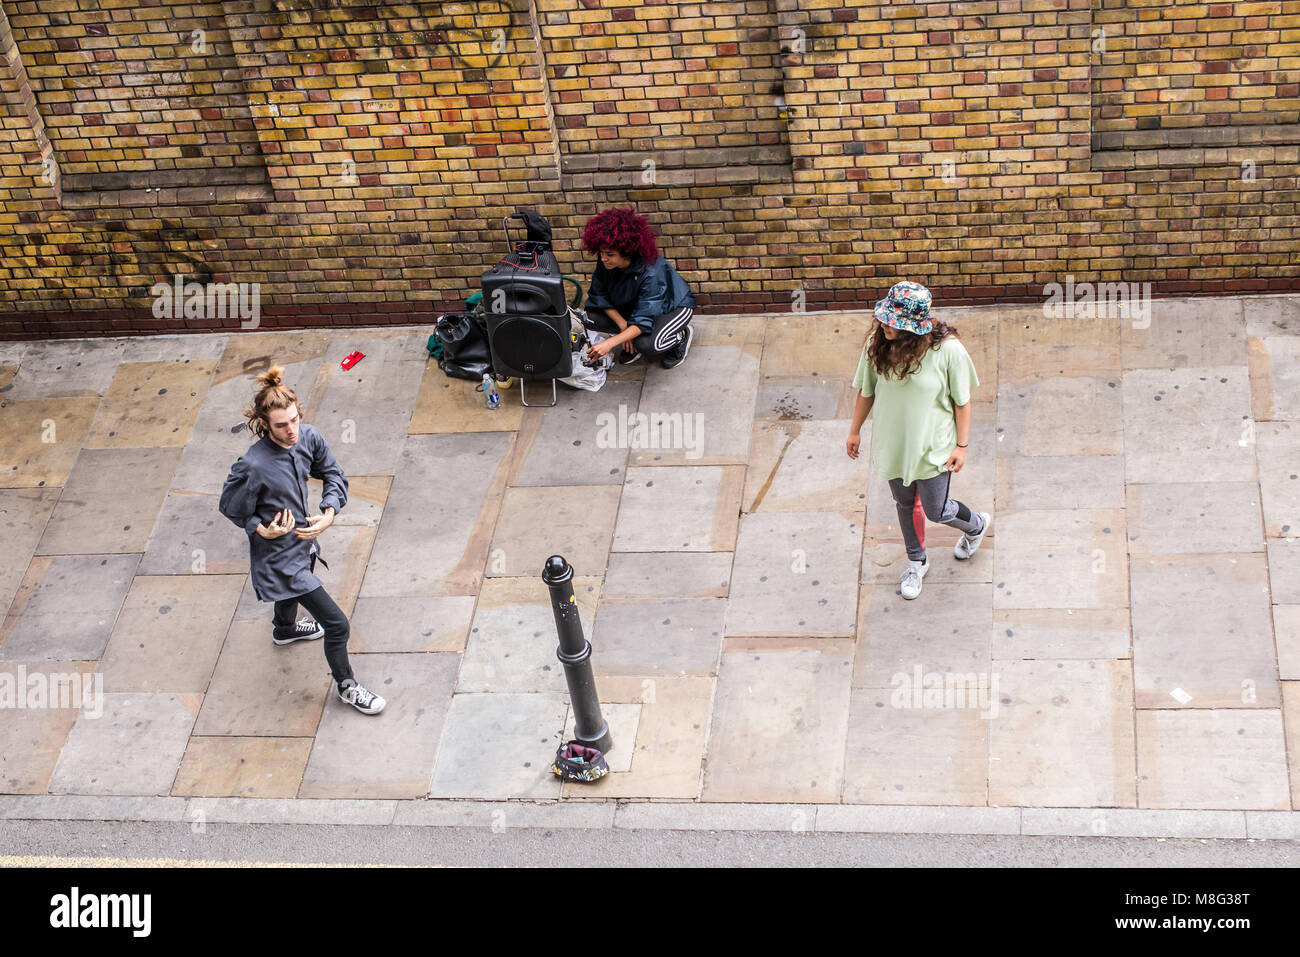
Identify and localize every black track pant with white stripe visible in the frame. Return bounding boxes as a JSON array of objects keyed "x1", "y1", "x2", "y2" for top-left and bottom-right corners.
[{"x1": 584, "y1": 305, "x2": 694, "y2": 359}]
